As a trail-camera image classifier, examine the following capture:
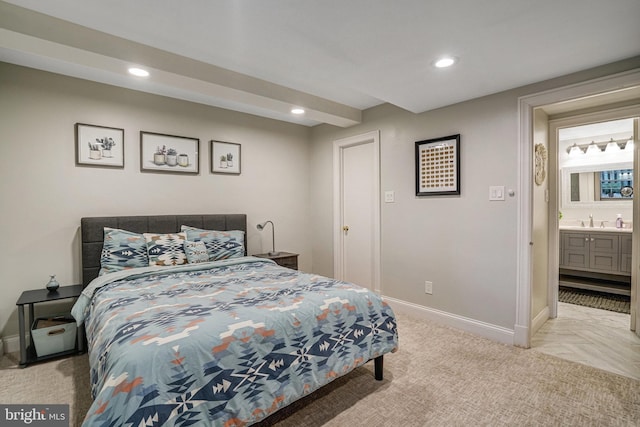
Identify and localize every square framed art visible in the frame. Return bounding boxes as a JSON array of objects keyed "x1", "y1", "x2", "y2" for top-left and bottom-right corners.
[
  {"x1": 75, "y1": 123, "x2": 124, "y2": 168},
  {"x1": 415, "y1": 134, "x2": 460, "y2": 196},
  {"x1": 210, "y1": 140, "x2": 241, "y2": 175}
]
